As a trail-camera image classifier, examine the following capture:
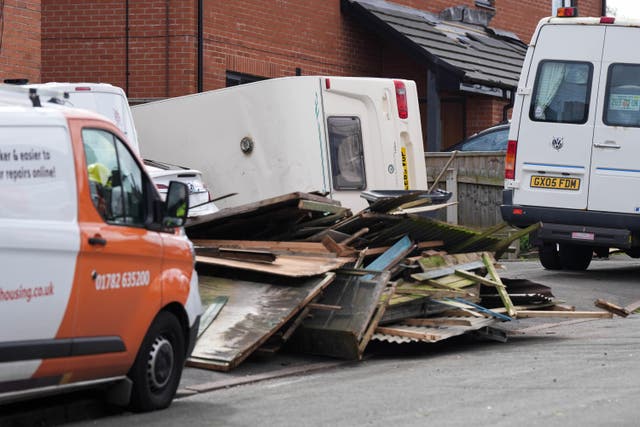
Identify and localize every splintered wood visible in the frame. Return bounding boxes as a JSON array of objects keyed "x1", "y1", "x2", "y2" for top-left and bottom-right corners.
[{"x1": 185, "y1": 192, "x2": 620, "y2": 368}]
